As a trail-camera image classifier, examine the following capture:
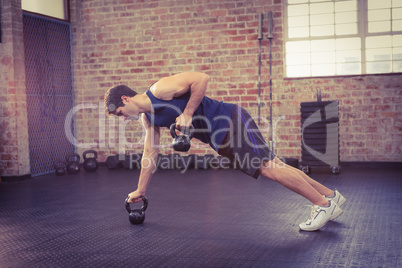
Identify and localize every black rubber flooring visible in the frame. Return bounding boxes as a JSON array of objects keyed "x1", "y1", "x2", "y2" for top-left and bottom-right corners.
[{"x1": 1, "y1": 165, "x2": 401, "y2": 267}]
